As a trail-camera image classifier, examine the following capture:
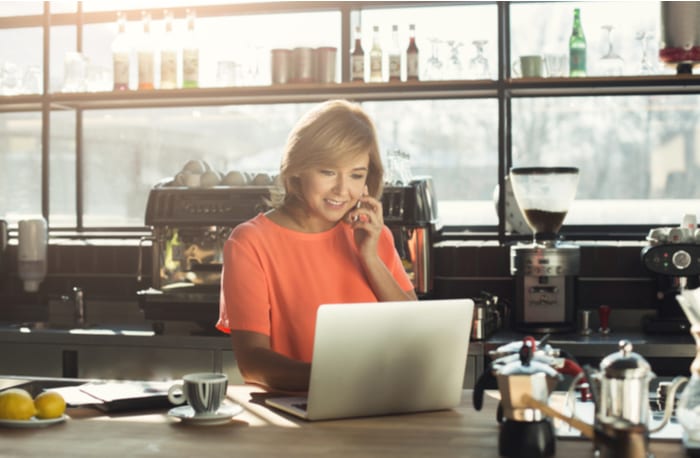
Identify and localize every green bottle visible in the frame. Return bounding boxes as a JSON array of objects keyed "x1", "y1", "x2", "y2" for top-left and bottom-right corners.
[{"x1": 569, "y1": 8, "x2": 586, "y2": 77}]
